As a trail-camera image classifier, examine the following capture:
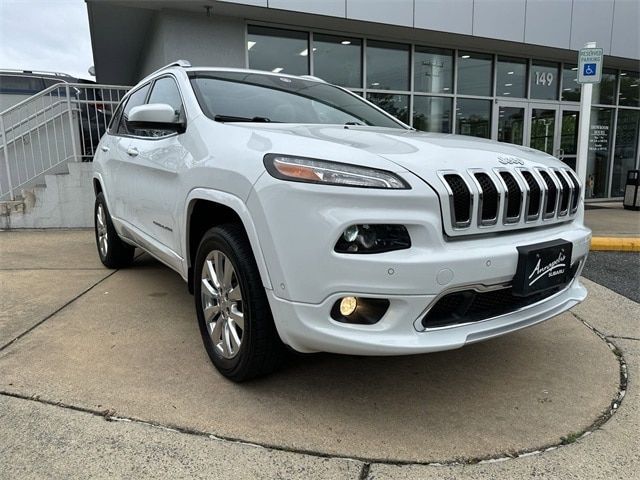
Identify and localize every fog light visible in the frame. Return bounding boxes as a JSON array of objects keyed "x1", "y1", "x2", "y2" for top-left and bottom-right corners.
[{"x1": 339, "y1": 296, "x2": 358, "y2": 316}]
